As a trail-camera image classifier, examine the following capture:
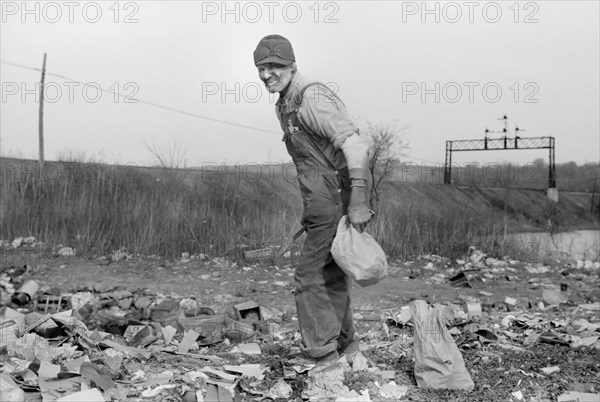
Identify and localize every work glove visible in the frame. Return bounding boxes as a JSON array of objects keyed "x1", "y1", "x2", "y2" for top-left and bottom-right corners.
[
  {"x1": 341, "y1": 134, "x2": 373, "y2": 232},
  {"x1": 347, "y1": 178, "x2": 374, "y2": 232}
]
